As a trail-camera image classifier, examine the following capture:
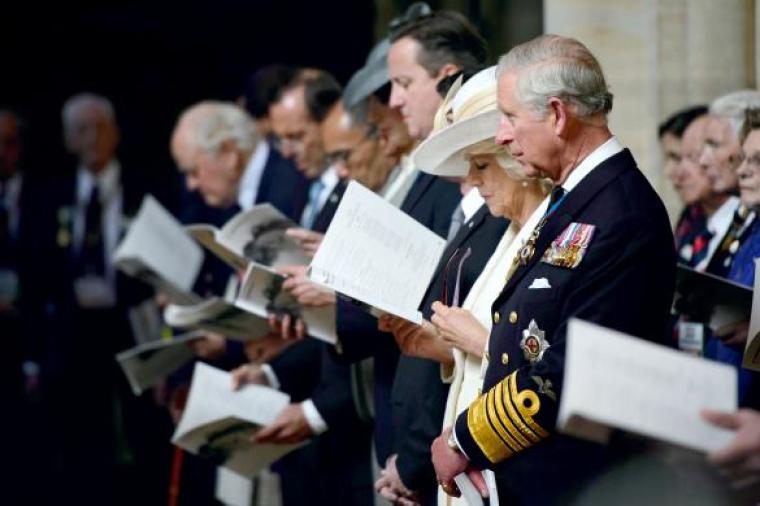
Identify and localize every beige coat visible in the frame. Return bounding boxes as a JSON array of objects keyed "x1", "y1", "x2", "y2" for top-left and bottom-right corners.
[{"x1": 438, "y1": 199, "x2": 549, "y2": 506}]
